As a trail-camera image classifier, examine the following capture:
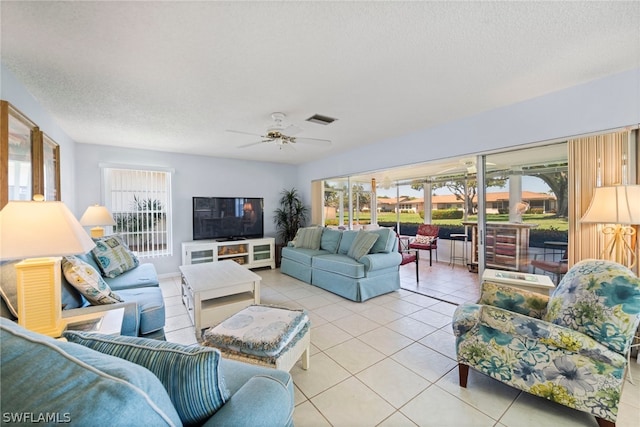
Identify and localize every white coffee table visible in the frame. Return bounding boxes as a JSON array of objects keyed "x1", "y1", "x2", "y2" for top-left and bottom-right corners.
[{"x1": 179, "y1": 260, "x2": 261, "y2": 337}]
